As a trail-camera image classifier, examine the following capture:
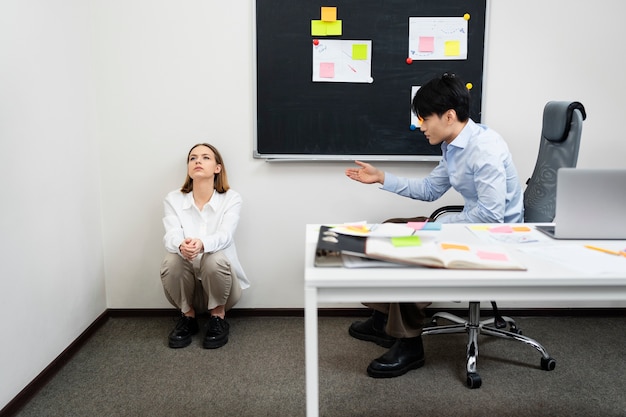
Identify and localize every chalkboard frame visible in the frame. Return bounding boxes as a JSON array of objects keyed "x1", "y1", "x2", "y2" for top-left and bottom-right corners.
[{"x1": 253, "y1": 0, "x2": 489, "y2": 161}]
